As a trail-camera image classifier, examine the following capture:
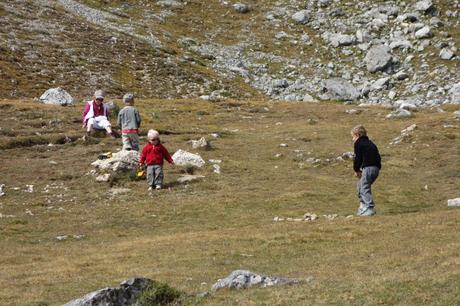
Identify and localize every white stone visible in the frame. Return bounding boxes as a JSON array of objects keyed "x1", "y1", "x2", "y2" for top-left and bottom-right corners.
[
  {"x1": 213, "y1": 164, "x2": 221, "y2": 174},
  {"x1": 172, "y1": 149, "x2": 205, "y2": 167},
  {"x1": 177, "y1": 175, "x2": 205, "y2": 184},
  {"x1": 447, "y1": 198, "x2": 460, "y2": 207},
  {"x1": 439, "y1": 49, "x2": 455, "y2": 60},
  {"x1": 365, "y1": 45, "x2": 393, "y2": 73},
  {"x1": 386, "y1": 109, "x2": 413, "y2": 119},
  {"x1": 39, "y1": 87, "x2": 74, "y2": 106},
  {"x1": 0, "y1": 184, "x2": 4, "y2": 197},
  {"x1": 190, "y1": 137, "x2": 210, "y2": 149},
  {"x1": 453, "y1": 111, "x2": 460, "y2": 118},
  {"x1": 96, "y1": 173, "x2": 111, "y2": 182},
  {"x1": 91, "y1": 150, "x2": 140, "y2": 172},
  {"x1": 233, "y1": 3, "x2": 250, "y2": 13},
  {"x1": 415, "y1": 26, "x2": 432, "y2": 39},
  {"x1": 291, "y1": 10, "x2": 310, "y2": 24}
]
